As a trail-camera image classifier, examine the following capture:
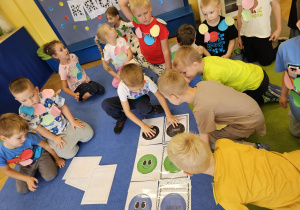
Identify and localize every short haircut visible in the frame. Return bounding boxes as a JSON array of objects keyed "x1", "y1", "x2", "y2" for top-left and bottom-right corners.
[
  {"x1": 105, "y1": 6, "x2": 125, "y2": 21},
  {"x1": 173, "y1": 46, "x2": 202, "y2": 69},
  {"x1": 43, "y1": 40, "x2": 61, "y2": 56},
  {"x1": 176, "y1": 24, "x2": 196, "y2": 46},
  {"x1": 200, "y1": 0, "x2": 221, "y2": 7},
  {"x1": 167, "y1": 133, "x2": 213, "y2": 174},
  {"x1": 120, "y1": 63, "x2": 144, "y2": 87},
  {"x1": 9, "y1": 77, "x2": 34, "y2": 95},
  {"x1": 96, "y1": 23, "x2": 111, "y2": 44},
  {"x1": 157, "y1": 69, "x2": 189, "y2": 97},
  {"x1": 129, "y1": 0, "x2": 151, "y2": 12},
  {"x1": 0, "y1": 113, "x2": 29, "y2": 138}
]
